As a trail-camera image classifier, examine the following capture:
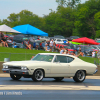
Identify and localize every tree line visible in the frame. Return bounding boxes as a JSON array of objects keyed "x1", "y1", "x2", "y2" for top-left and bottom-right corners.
[{"x1": 0, "y1": 0, "x2": 100, "y2": 39}]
